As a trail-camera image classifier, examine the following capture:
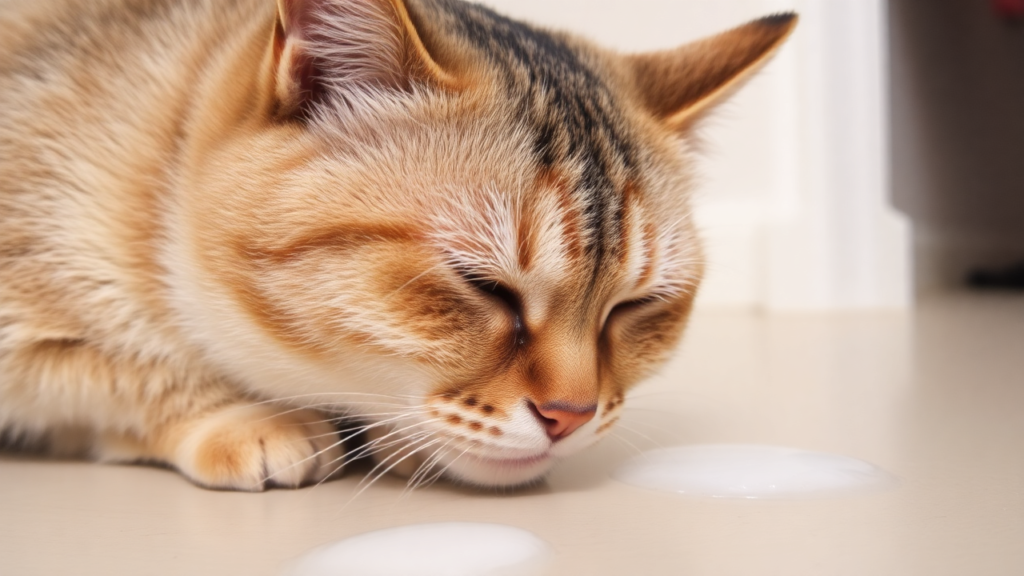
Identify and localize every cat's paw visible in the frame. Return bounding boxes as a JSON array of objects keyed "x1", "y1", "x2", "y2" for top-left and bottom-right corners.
[{"x1": 169, "y1": 404, "x2": 344, "y2": 491}]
